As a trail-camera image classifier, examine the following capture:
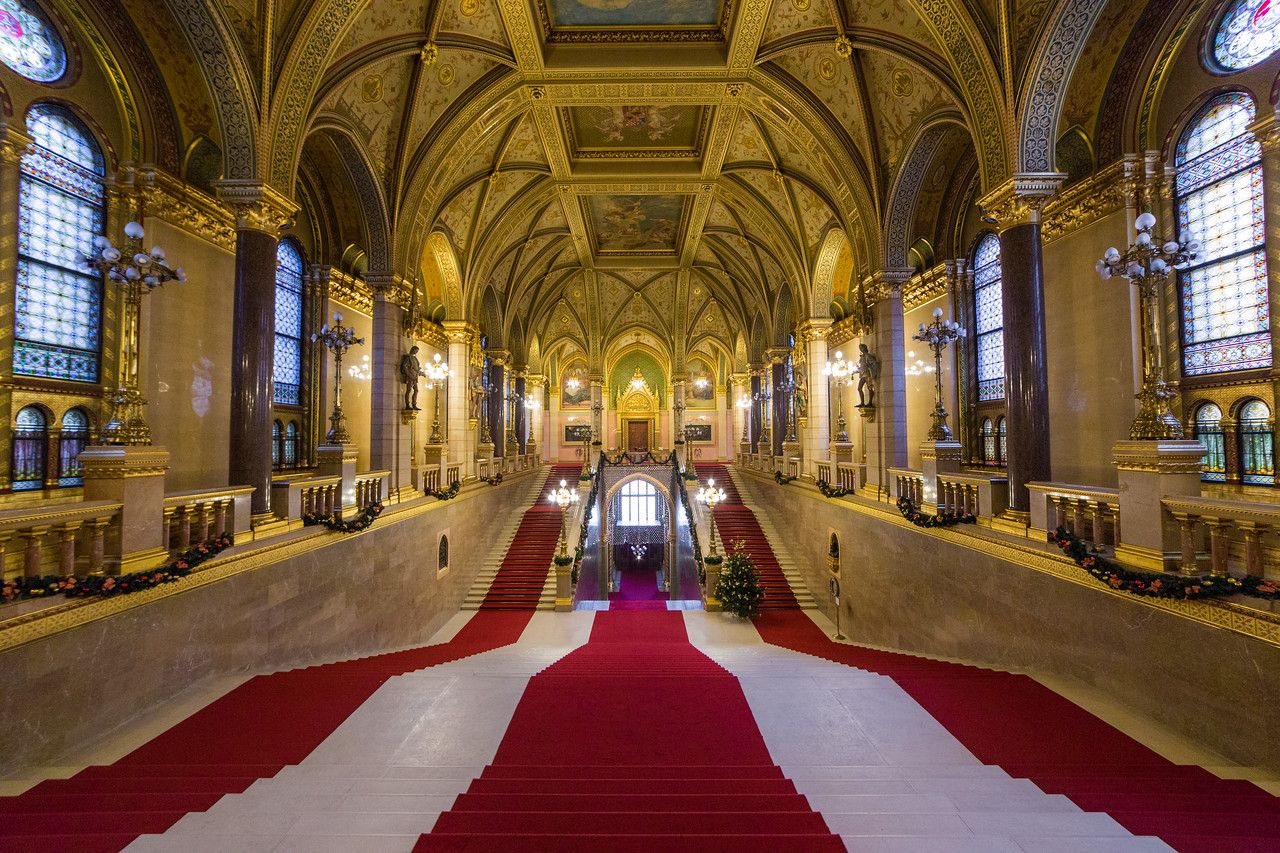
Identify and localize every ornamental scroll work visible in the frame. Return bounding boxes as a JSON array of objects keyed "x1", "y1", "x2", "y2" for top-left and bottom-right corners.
[{"x1": 977, "y1": 174, "x2": 1067, "y2": 229}]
